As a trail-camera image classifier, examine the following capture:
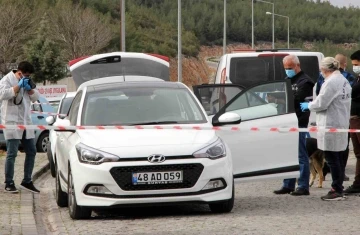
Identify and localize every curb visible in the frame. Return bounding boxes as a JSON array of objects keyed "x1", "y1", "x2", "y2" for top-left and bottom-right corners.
[{"x1": 33, "y1": 162, "x2": 50, "y2": 182}]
